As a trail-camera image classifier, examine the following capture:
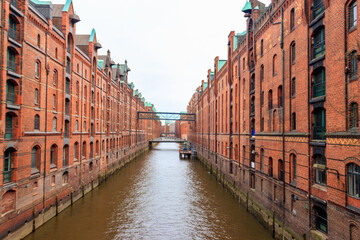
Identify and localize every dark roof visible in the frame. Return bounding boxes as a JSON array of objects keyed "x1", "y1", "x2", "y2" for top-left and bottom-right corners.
[
  {"x1": 75, "y1": 35, "x2": 90, "y2": 46},
  {"x1": 53, "y1": 4, "x2": 63, "y2": 18}
]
